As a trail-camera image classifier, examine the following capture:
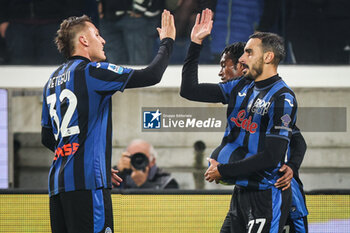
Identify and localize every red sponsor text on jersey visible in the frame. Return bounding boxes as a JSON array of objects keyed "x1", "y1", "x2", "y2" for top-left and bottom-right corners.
[
  {"x1": 54, "y1": 143, "x2": 80, "y2": 160},
  {"x1": 231, "y1": 110, "x2": 258, "y2": 134}
]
